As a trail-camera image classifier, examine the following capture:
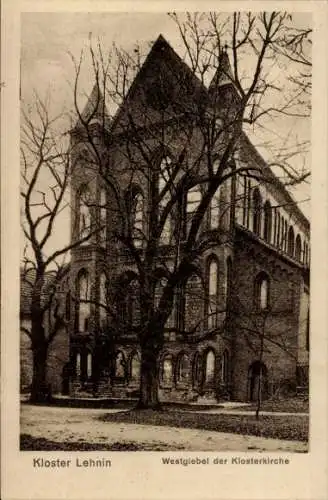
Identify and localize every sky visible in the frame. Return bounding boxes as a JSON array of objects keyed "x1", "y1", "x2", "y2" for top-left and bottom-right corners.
[{"x1": 20, "y1": 12, "x2": 311, "y2": 264}]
